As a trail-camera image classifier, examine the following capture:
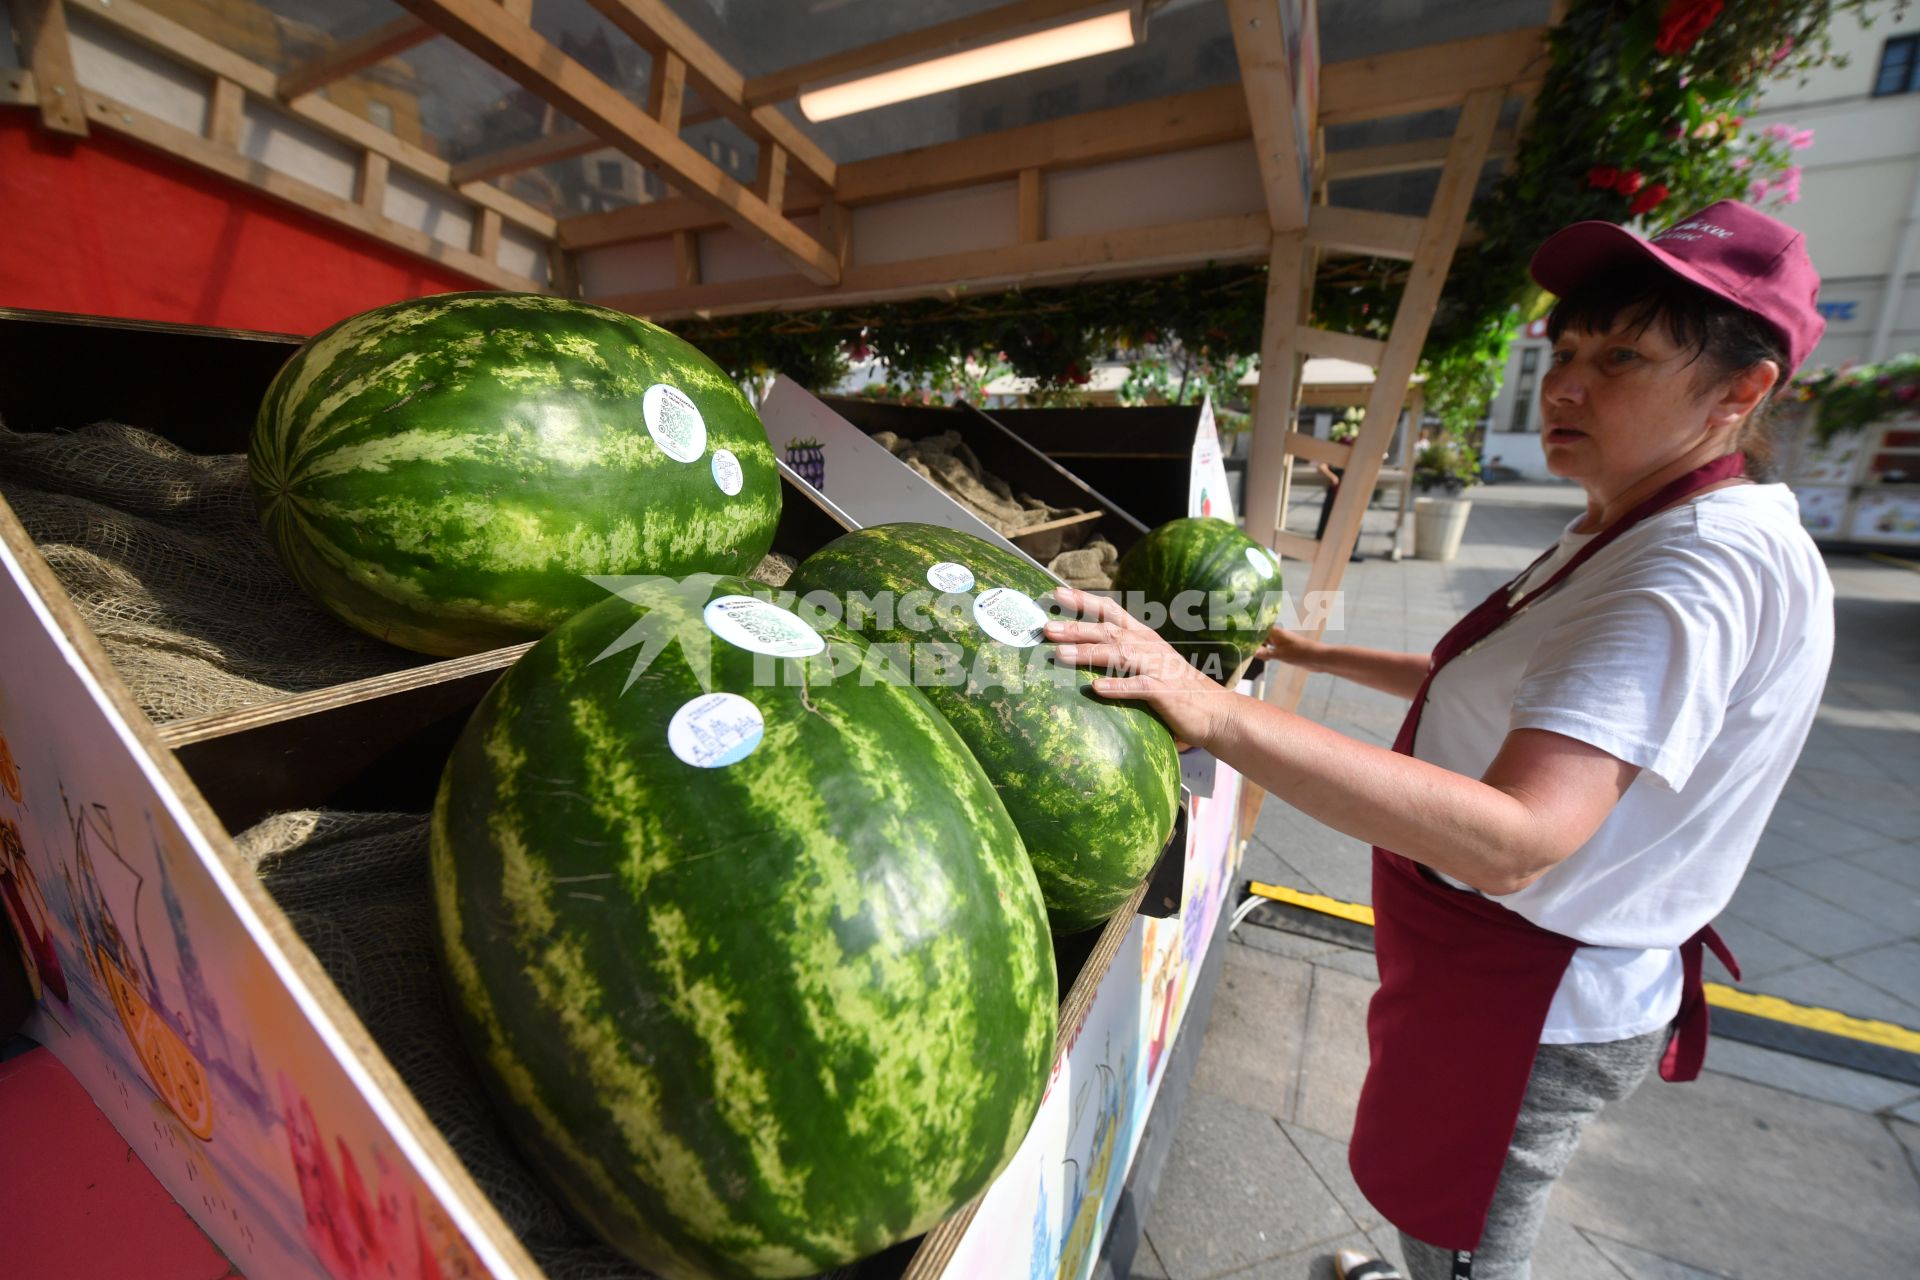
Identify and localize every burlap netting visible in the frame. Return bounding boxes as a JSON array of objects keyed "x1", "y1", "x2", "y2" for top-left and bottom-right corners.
[
  {"x1": 866, "y1": 429, "x2": 1117, "y2": 586},
  {"x1": 237, "y1": 809, "x2": 872, "y2": 1280},
  {"x1": 0, "y1": 422, "x2": 802, "y2": 722},
  {"x1": 0, "y1": 422, "x2": 420, "y2": 723}
]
